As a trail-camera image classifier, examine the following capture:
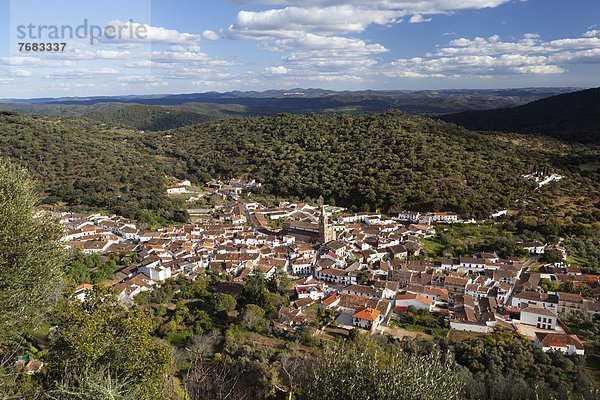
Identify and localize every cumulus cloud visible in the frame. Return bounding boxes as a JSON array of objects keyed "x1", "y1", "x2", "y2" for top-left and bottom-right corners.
[
  {"x1": 384, "y1": 32, "x2": 600, "y2": 78},
  {"x1": 583, "y1": 29, "x2": 600, "y2": 38},
  {"x1": 409, "y1": 15, "x2": 432, "y2": 23},
  {"x1": 224, "y1": 0, "x2": 513, "y2": 84},
  {"x1": 102, "y1": 20, "x2": 200, "y2": 43},
  {"x1": 228, "y1": 5, "x2": 403, "y2": 39},
  {"x1": 228, "y1": 0, "x2": 510, "y2": 14},
  {"x1": 265, "y1": 66, "x2": 288, "y2": 74},
  {"x1": 202, "y1": 30, "x2": 220, "y2": 41}
]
